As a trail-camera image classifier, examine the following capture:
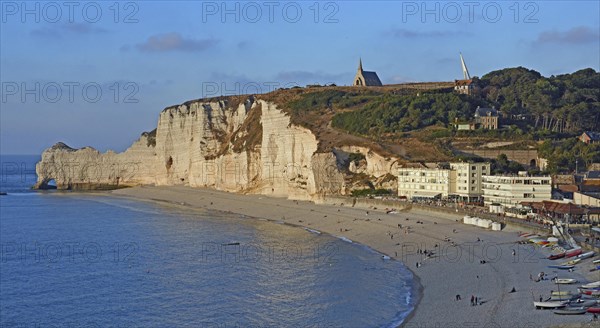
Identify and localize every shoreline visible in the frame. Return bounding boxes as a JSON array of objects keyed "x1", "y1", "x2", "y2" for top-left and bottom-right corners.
[{"x1": 106, "y1": 186, "x2": 594, "y2": 328}]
